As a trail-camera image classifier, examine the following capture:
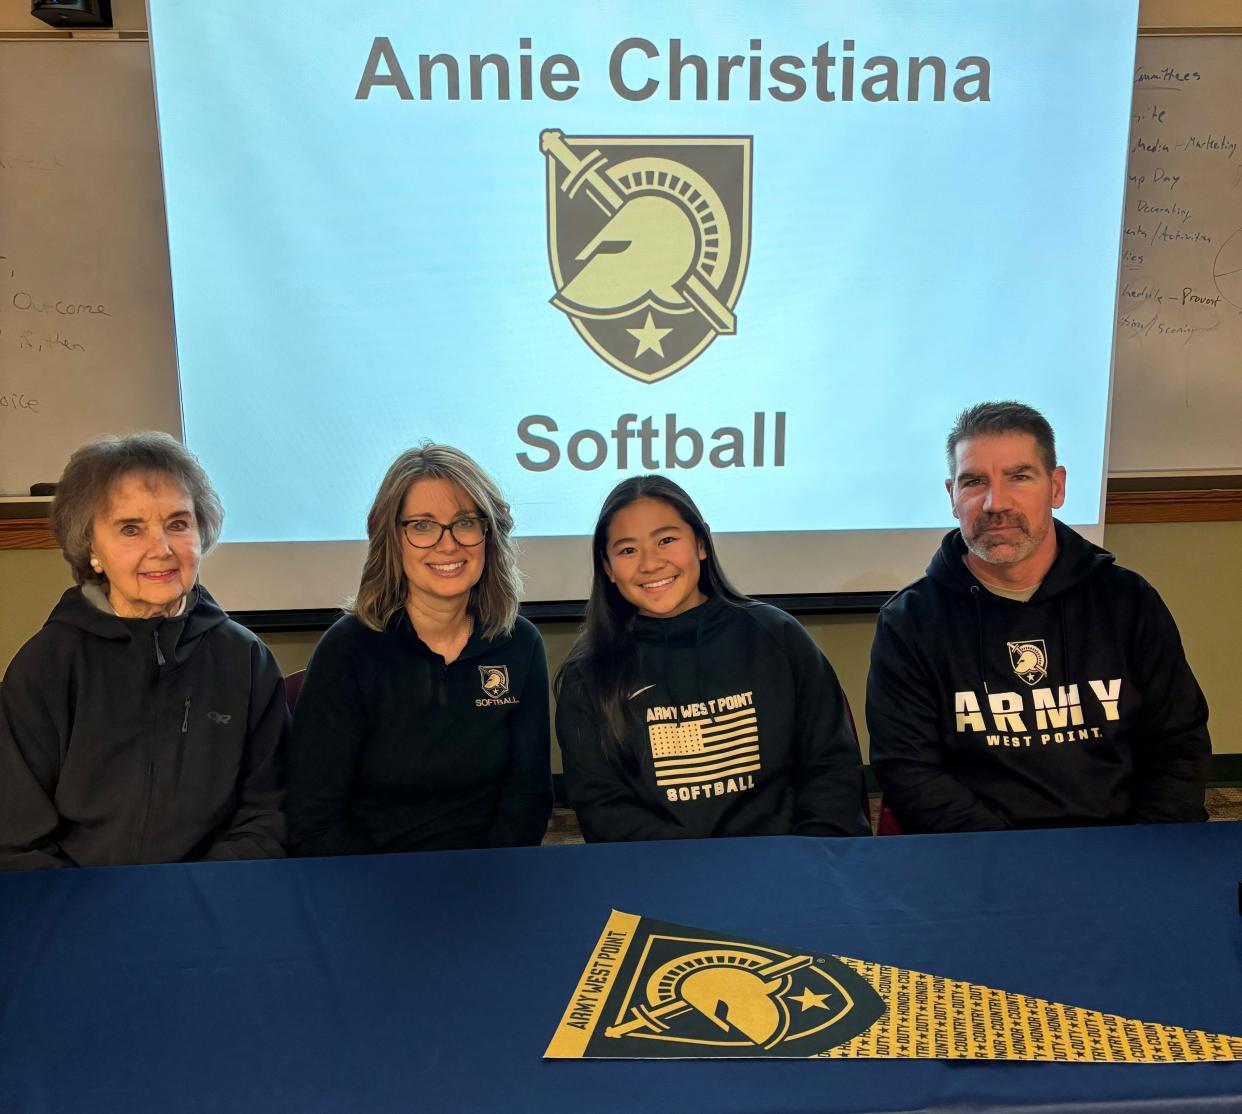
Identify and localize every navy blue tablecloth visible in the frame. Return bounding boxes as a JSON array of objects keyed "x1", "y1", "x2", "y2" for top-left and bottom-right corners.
[{"x1": 1, "y1": 823, "x2": 1241, "y2": 1113}]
